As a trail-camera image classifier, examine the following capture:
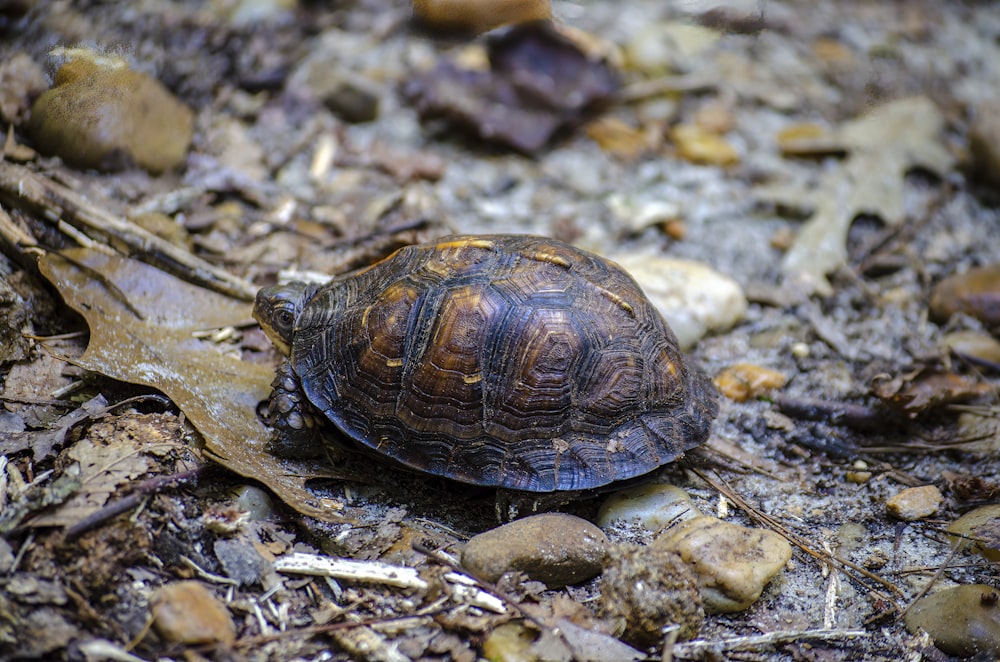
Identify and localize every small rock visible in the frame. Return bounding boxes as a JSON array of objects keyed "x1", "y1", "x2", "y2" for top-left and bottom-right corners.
[
  {"x1": 150, "y1": 581, "x2": 236, "y2": 646},
  {"x1": 599, "y1": 543, "x2": 704, "y2": 645},
  {"x1": 904, "y1": 584, "x2": 1000, "y2": 658},
  {"x1": 929, "y1": 264, "x2": 1000, "y2": 331},
  {"x1": 623, "y1": 21, "x2": 720, "y2": 76},
  {"x1": 845, "y1": 460, "x2": 872, "y2": 484},
  {"x1": 224, "y1": 0, "x2": 295, "y2": 25},
  {"x1": 461, "y1": 513, "x2": 608, "y2": 588},
  {"x1": 232, "y1": 484, "x2": 277, "y2": 521},
  {"x1": 885, "y1": 485, "x2": 942, "y2": 521},
  {"x1": 214, "y1": 538, "x2": 270, "y2": 586},
  {"x1": 612, "y1": 255, "x2": 747, "y2": 349},
  {"x1": 412, "y1": 0, "x2": 551, "y2": 35},
  {"x1": 941, "y1": 330, "x2": 1000, "y2": 364},
  {"x1": 670, "y1": 123, "x2": 739, "y2": 166},
  {"x1": 653, "y1": 515, "x2": 791, "y2": 613},
  {"x1": 29, "y1": 48, "x2": 193, "y2": 174},
  {"x1": 713, "y1": 363, "x2": 788, "y2": 402},
  {"x1": 596, "y1": 483, "x2": 702, "y2": 532},
  {"x1": 320, "y1": 71, "x2": 381, "y2": 124},
  {"x1": 946, "y1": 504, "x2": 1000, "y2": 561},
  {"x1": 970, "y1": 101, "x2": 1000, "y2": 187},
  {"x1": 956, "y1": 409, "x2": 1000, "y2": 453}
]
